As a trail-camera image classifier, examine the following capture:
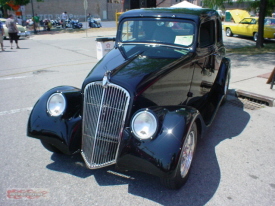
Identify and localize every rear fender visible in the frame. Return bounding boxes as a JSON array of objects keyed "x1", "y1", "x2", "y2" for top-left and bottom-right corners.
[
  {"x1": 214, "y1": 57, "x2": 231, "y2": 94},
  {"x1": 27, "y1": 86, "x2": 82, "y2": 154}
]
